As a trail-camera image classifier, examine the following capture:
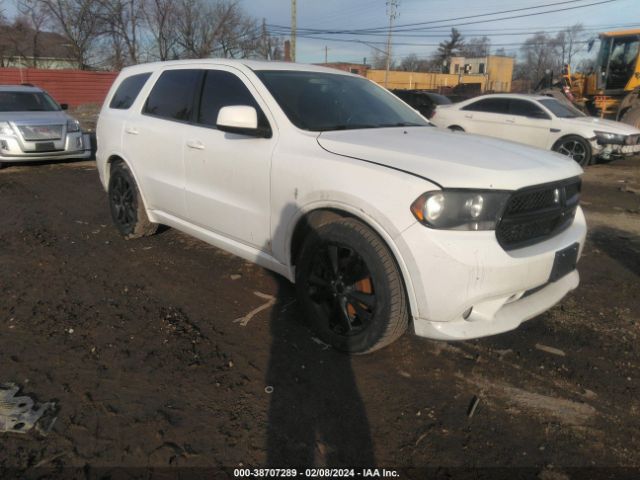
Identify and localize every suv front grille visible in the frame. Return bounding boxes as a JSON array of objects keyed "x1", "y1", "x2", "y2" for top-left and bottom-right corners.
[
  {"x1": 496, "y1": 177, "x2": 581, "y2": 250},
  {"x1": 17, "y1": 124, "x2": 64, "y2": 141}
]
